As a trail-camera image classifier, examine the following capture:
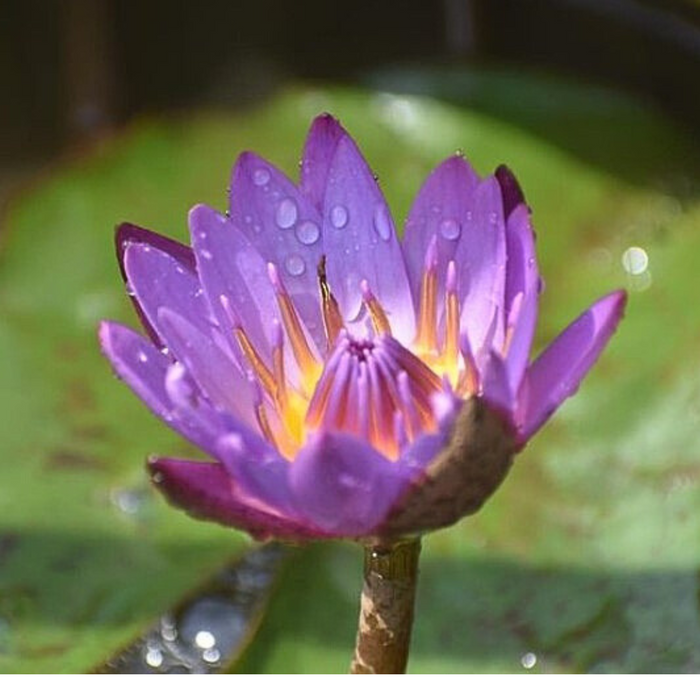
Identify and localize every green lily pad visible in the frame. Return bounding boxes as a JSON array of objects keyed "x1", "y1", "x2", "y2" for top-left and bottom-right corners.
[{"x1": 1, "y1": 77, "x2": 699, "y2": 673}]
